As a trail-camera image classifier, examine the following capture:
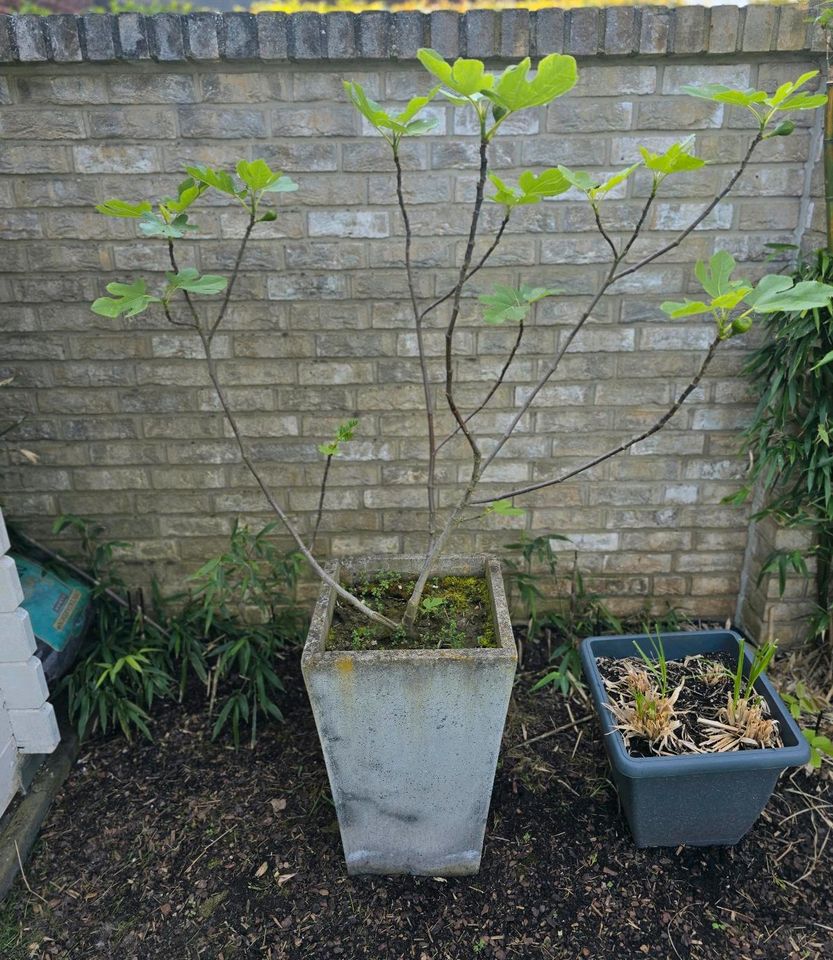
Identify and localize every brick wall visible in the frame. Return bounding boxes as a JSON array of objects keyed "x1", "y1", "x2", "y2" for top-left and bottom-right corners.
[{"x1": 0, "y1": 7, "x2": 824, "y2": 638}]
